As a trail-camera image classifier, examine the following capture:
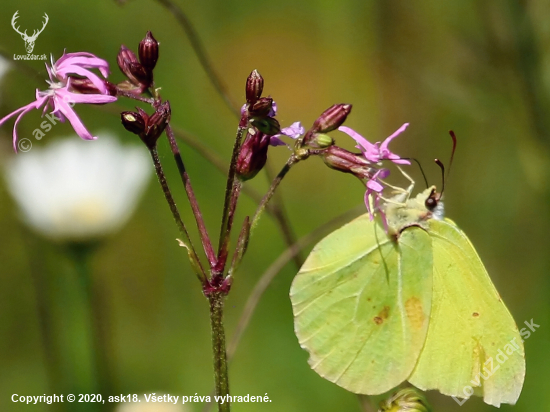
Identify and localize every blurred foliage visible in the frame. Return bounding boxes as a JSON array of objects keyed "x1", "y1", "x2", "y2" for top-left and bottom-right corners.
[{"x1": 0, "y1": 0, "x2": 549, "y2": 411}]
